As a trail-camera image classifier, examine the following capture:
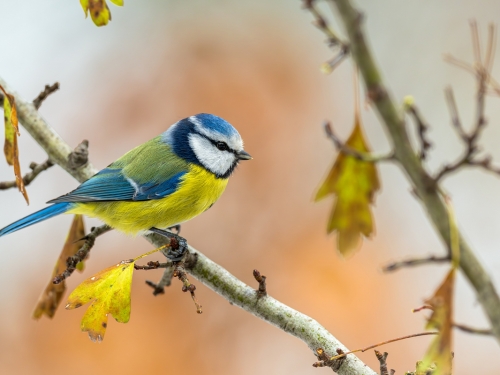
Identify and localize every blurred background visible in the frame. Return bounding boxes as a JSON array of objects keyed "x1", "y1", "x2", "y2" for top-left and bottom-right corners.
[{"x1": 0, "y1": 0, "x2": 499, "y2": 374}]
